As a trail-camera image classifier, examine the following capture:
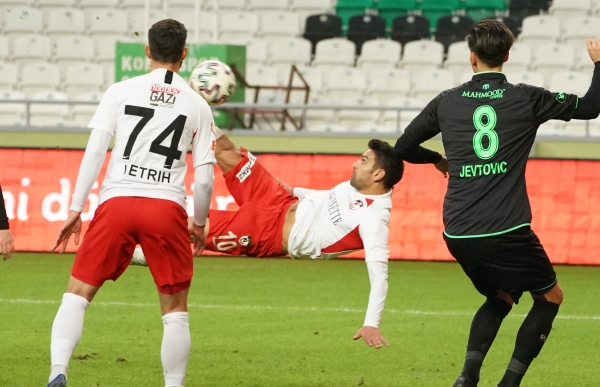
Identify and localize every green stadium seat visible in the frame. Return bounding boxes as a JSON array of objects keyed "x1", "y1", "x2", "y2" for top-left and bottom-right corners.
[
  {"x1": 334, "y1": 0, "x2": 376, "y2": 34},
  {"x1": 419, "y1": 0, "x2": 462, "y2": 29},
  {"x1": 376, "y1": 0, "x2": 416, "y2": 30},
  {"x1": 464, "y1": 0, "x2": 506, "y2": 21}
]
